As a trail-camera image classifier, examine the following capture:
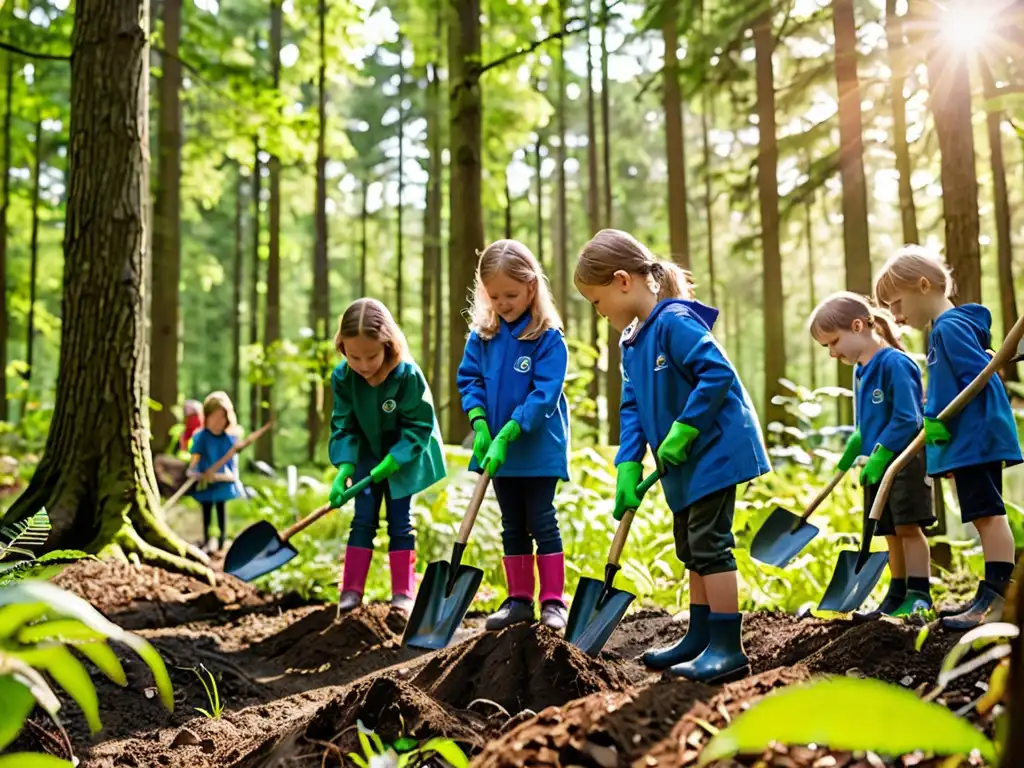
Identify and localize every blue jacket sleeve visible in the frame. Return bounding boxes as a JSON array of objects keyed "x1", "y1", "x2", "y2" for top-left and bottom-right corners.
[
  {"x1": 328, "y1": 366, "x2": 360, "y2": 467},
  {"x1": 189, "y1": 429, "x2": 205, "y2": 458},
  {"x1": 510, "y1": 332, "x2": 568, "y2": 433},
  {"x1": 925, "y1": 322, "x2": 991, "y2": 417},
  {"x1": 615, "y1": 373, "x2": 648, "y2": 464},
  {"x1": 665, "y1": 312, "x2": 734, "y2": 434},
  {"x1": 390, "y1": 365, "x2": 439, "y2": 465},
  {"x1": 456, "y1": 332, "x2": 488, "y2": 415},
  {"x1": 874, "y1": 355, "x2": 923, "y2": 453}
]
